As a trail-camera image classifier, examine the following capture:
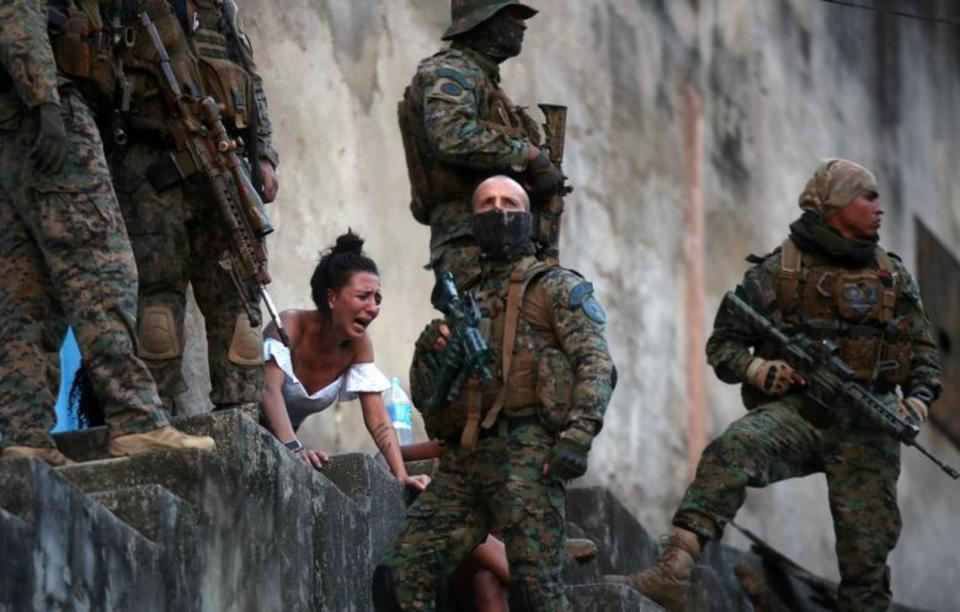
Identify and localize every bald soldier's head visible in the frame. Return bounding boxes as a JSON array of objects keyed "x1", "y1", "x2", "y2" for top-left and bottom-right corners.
[
  {"x1": 470, "y1": 175, "x2": 534, "y2": 259},
  {"x1": 472, "y1": 175, "x2": 530, "y2": 214}
]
